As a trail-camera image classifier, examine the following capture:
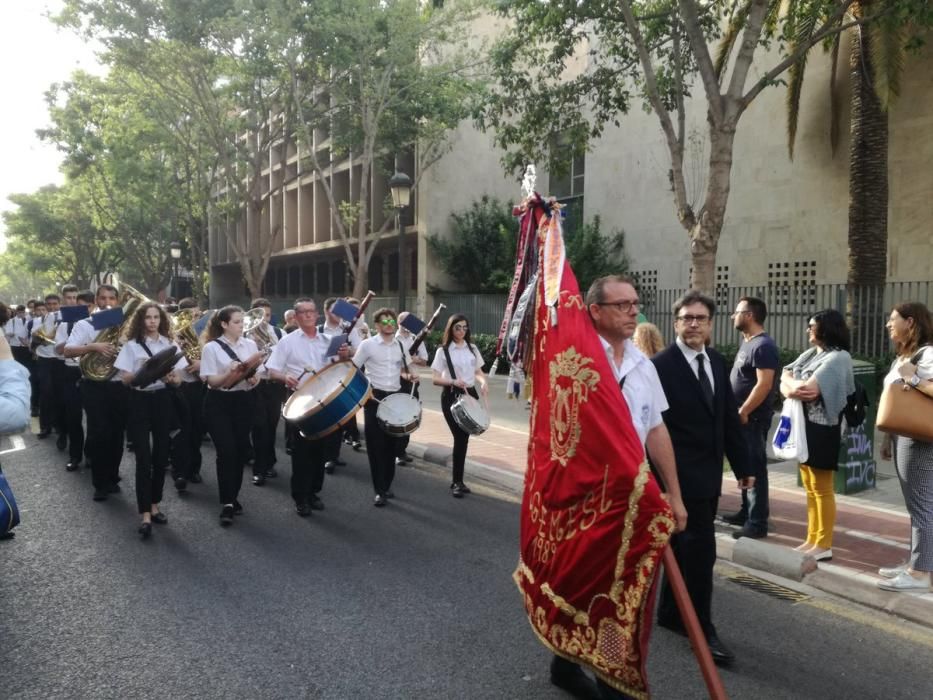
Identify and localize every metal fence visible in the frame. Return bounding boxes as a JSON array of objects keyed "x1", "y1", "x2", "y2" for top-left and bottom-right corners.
[{"x1": 429, "y1": 282, "x2": 933, "y2": 358}]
